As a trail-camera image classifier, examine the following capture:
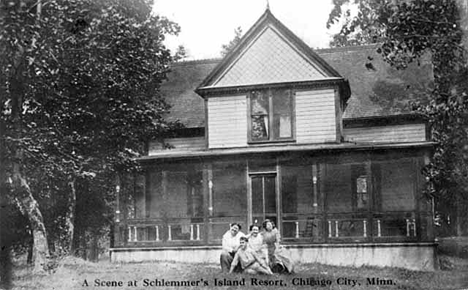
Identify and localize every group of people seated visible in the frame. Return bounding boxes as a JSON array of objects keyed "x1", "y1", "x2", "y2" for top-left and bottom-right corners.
[{"x1": 220, "y1": 219, "x2": 295, "y2": 275}]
